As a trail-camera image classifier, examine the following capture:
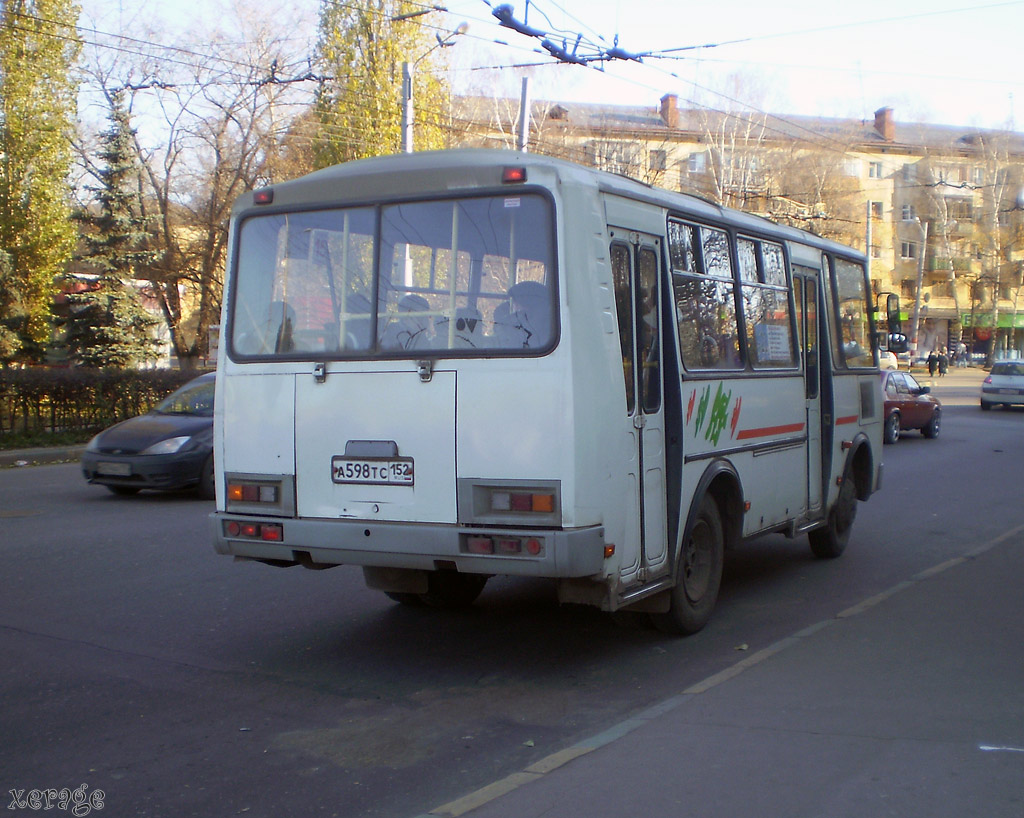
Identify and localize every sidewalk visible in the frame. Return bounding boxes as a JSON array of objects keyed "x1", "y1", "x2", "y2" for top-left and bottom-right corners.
[
  {"x1": 420, "y1": 529, "x2": 1024, "y2": 818},
  {"x1": 0, "y1": 444, "x2": 85, "y2": 468}
]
